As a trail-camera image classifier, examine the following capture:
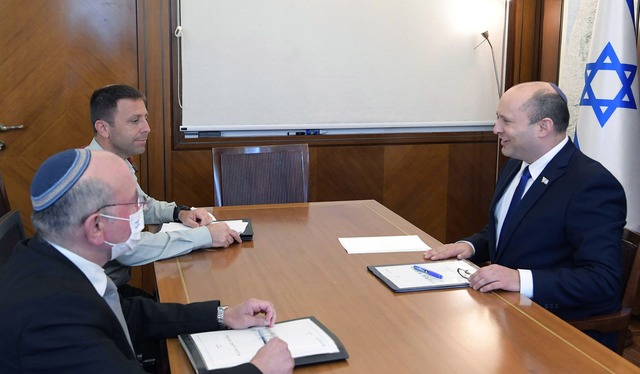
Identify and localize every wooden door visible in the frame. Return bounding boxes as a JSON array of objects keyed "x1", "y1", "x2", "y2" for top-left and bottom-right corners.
[{"x1": 0, "y1": 0, "x2": 138, "y2": 234}]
